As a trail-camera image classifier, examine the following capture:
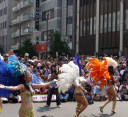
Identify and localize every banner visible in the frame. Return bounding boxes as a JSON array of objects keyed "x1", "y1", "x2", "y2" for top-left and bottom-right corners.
[
  {"x1": 18, "y1": 94, "x2": 56, "y2": 102},
  {"x1": 34, "y1": 44, "x2": 47, "y2": 52},
  {"x1": 35, "y1": 0, "x2": 39, "y2": 30}
]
